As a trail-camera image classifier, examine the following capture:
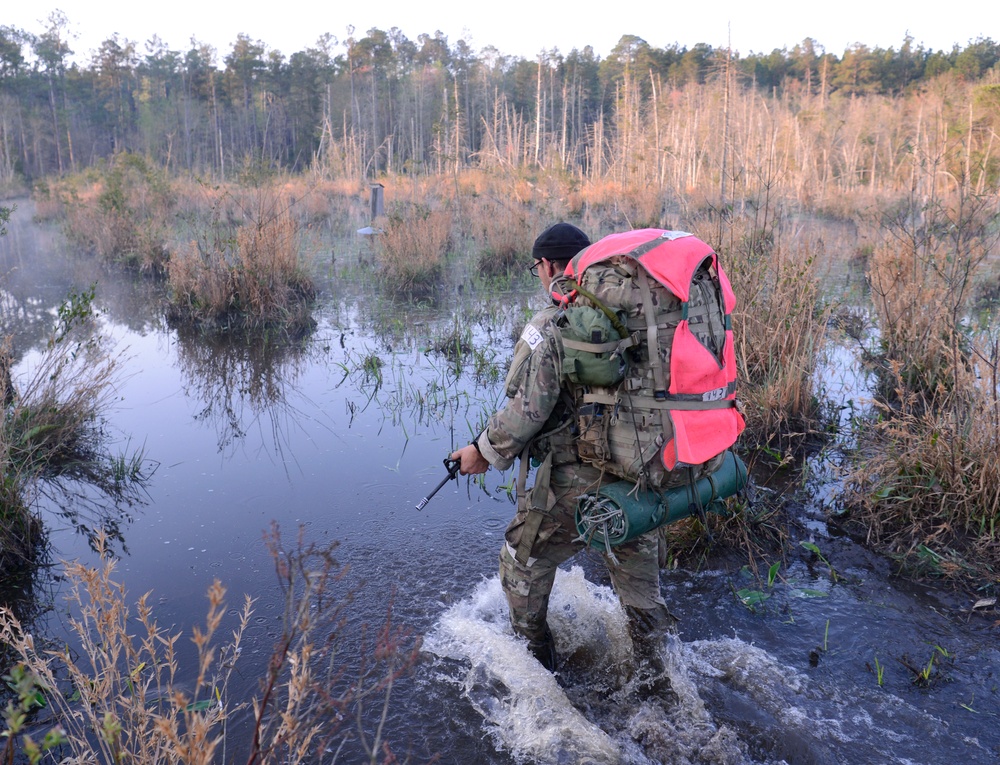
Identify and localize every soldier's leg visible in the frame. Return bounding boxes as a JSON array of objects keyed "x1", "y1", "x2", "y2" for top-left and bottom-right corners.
[
  {"x1": 603, "y1": 530, "x2": 678, "y2": 660},
  {"x1": 499, "y1": 463, "x2": 596, "y2": 669},
  {"x1": 499, "y1": 544, "x2": 559, "y2": 669}
]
